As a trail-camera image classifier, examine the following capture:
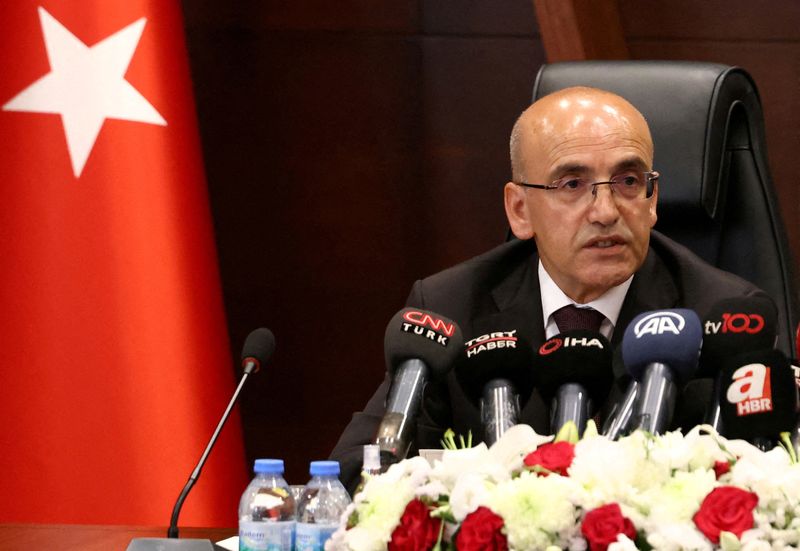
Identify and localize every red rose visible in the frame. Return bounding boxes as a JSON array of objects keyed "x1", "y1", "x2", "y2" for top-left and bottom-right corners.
[
  {"x1": 693, "y1": 486, "x2": 758, "y2": 544},
  {"x1": 523, "y1": 441, "x2": 575, "y2": 476},
  {"x1": 389, "y1": 498, "x2": 442, "y2": 551},
  {"x1": 581, "y1": 503, "x2": 637, "y2": 551},
  {"x1": 713, "y1": 460, "x2": 732, "y2": 479},
  {"x1": 454, "y1": 506, "x2": 507, "y2": 551}
]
